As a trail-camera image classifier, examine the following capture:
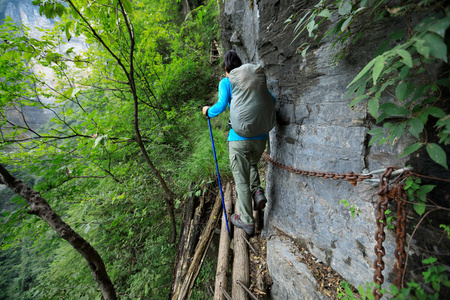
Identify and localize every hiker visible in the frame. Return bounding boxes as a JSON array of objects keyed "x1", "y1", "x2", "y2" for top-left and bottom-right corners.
[{"x1": 202, "y1": 50, "x2": 276, "y2": 235}]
